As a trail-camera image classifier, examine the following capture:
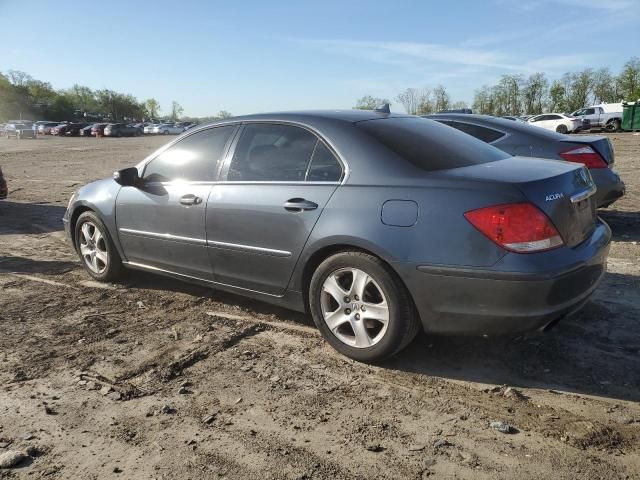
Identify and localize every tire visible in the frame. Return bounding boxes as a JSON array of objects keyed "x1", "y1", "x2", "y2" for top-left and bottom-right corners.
[
  {"x1": 163, "y1": 130, "x2": 169, "y2": 135},
  {"x1": 74, "y1": 211, "x2": 123, "y2": 282},
  {"x1": 605, "y1": 119, "x2": 620, "y2": 133},
  {"x1": 309, "y1": 251, "x2": 420, "y2": 362},
  {"x1": 556, "y1": 124, "x2": 568, "y2": 134}
]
